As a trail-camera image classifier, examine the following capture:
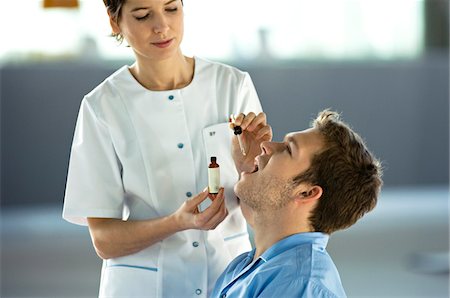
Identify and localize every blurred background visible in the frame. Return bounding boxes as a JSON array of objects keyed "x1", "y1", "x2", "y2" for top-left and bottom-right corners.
[{"x1": 1, "y1": 0, "x2": 449, "y2": 297}]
